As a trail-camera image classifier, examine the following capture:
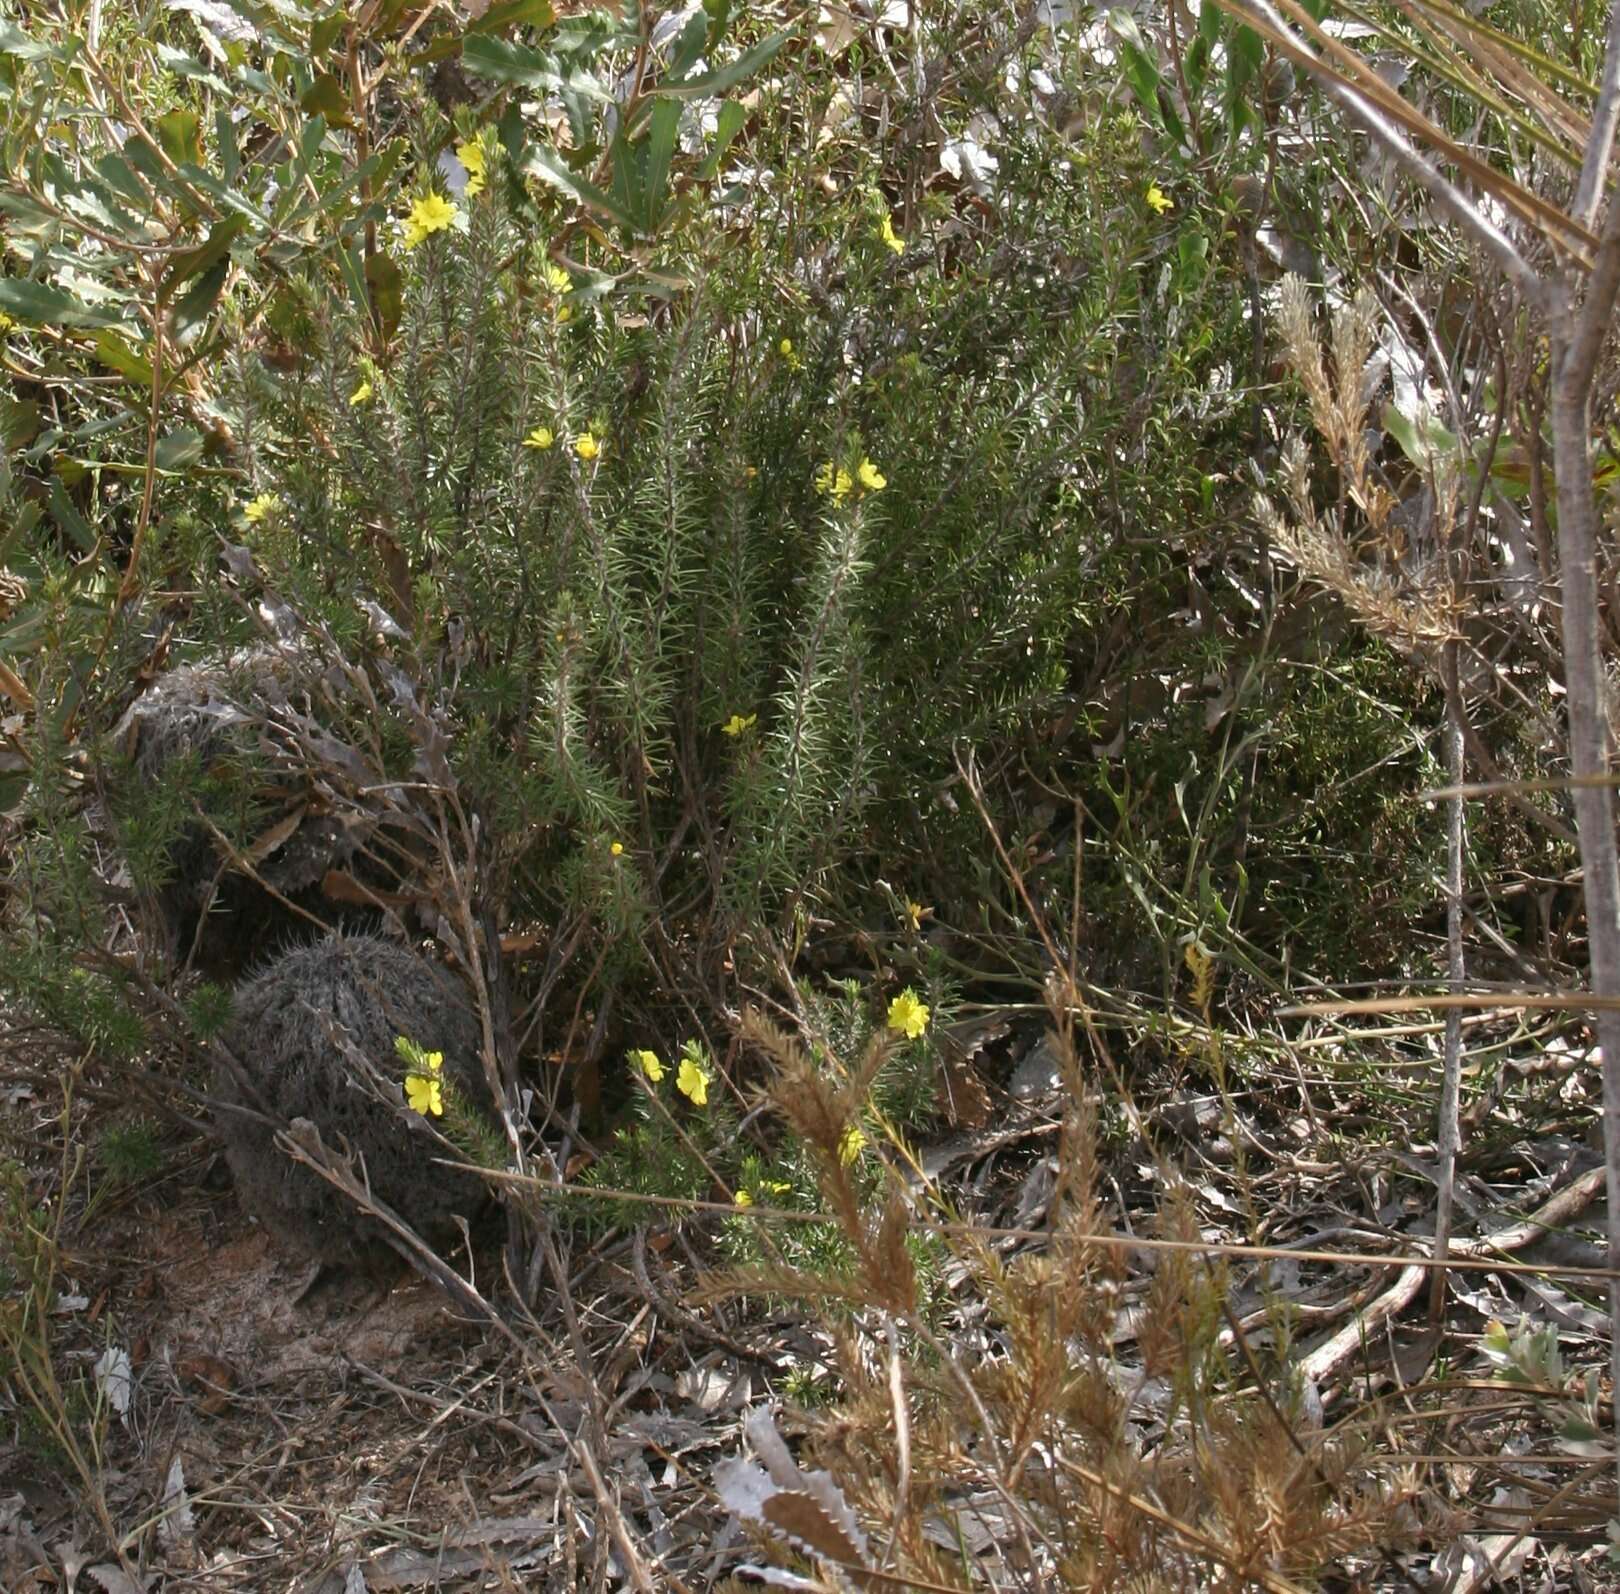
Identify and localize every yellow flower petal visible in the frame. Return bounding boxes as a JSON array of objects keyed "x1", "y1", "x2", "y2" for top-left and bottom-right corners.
[
  {"x1": 1146, "y1": 184, "x2": 1173, "y2": 215},
  {"x1": 523, "y1": 426, "x2": 555, "y2": 450},
  {"x1": 733, "y1": 1188, "x2": 754, "y2": 1207},
  {"x1": 349, "y1": 379, "x2": 373, "y2": 406},
  {"x1": 405, "y1": 1072, "x2": 443, "y2": 1116},
  {"x1": 839, "y1": 1124, "x2": 866, "y2": 1164},
  {"x1": 546, "y1": 263, "x2": 571, "y2": 293},
  {"x1": 632, "y1": 1048, "x2": 665, "y2": 1083},
  {"x1": 886, "y1": 988, "x2": 930, "y2": 1039},
  {"x1": 857, "y1": 458, "x2": 886, "y2": 492},
  {"x1": 401, "y1": 192, "x2": 459, "y2": 249},
  {"x1": 456, "y1": 140, "x2": 487, "y2": 198},
  {"x1": 575, "y1": 433, "x2": 602, "y2": 461},
  {"x1": 241, "y1": 493, "x2": 282, "y2": 524},
  {"x1": 879, "y1": 212, "x2": 904, "y2": 254},
  {"x1": 610, "y1": 840, "x2": 624, "y2": 856},
  {"x1": 721, "y1": 712, "x2": 757, "y2": 736},
  {"x1": 676, "y1": 1055, "x2": 710, "y2": 1106}
]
